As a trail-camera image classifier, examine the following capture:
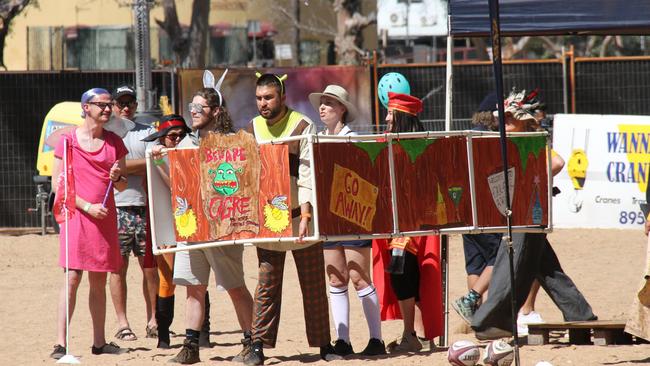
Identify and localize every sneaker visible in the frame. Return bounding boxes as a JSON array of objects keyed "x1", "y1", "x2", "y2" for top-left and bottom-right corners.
[
  {"x1": 518, "y1": 311, "x2": 544, "y2": 324},
  {"x1": 517, "y1": 311, "x2": 544, "y2": 337},
  {"x1": 91, "y1": 341, "x2": 126, "y2": 355},
  {"x1": 243, "y1": 341, "x2": 265, "y2": 366},
  {"x1": 452, "y1": 295, "x2": 477, "y2": 325},
  {"x1": 169, "y1": 339, "x2": 200, "y2": 364},
  {"x1": 359, "y1": 338, "x2": 386, "y2": 356},
  {"x1": 333, "y1": 339, "x2": 354, "y2": 356},
  {"x1": 474, "y1": 326, "x2": 512, "y2": 341},
  {"x1": 50, "y1": 344, "x2": 66, "y2": 360},
  {"x1": 232, "y1": 336, "x2": 252, "y2": 363},
  {"x1": 517, "y1": 322, "x2": 529, "y2": 336},
  {"x1": 386, "y1": 333, "x2": 422, "y2": 354},
  {"x1": 320, "y1": 343, "x2": 343, "y2": 361}
]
